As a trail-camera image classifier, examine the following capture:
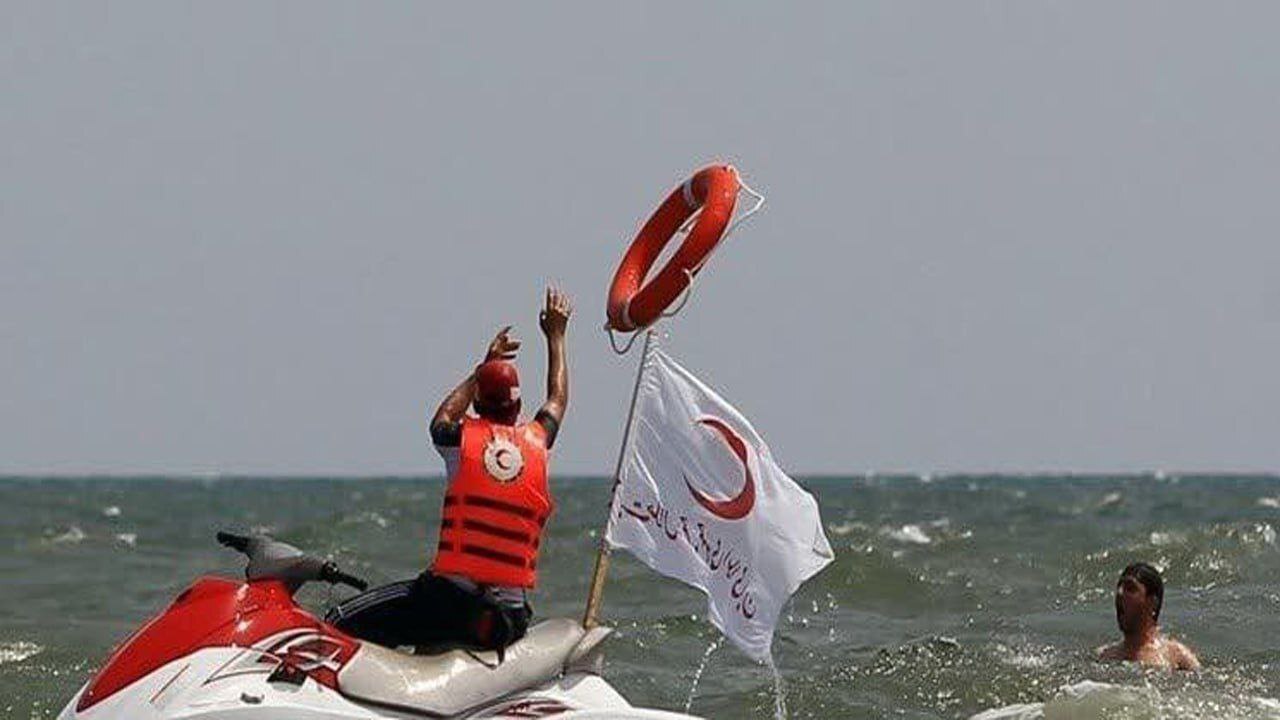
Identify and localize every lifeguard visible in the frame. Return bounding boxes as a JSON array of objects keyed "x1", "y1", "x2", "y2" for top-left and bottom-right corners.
[{"x1": 327, "y1": 286, "x2": 572, "y2": 652}]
